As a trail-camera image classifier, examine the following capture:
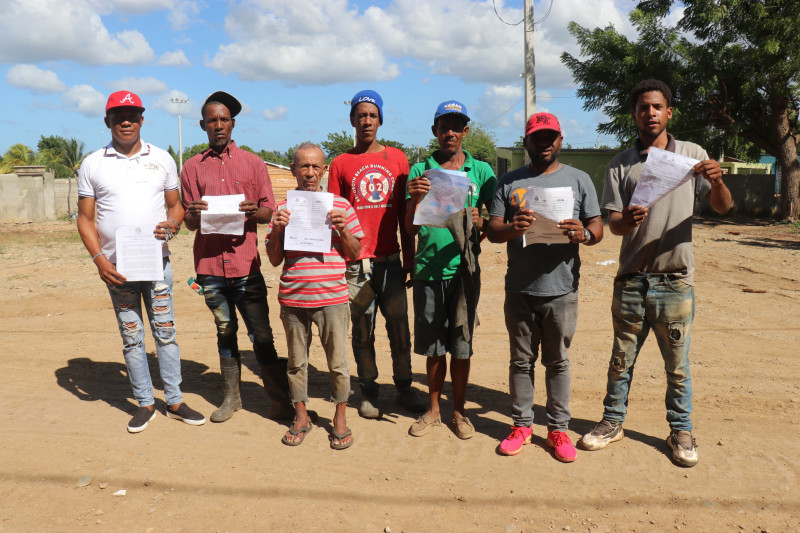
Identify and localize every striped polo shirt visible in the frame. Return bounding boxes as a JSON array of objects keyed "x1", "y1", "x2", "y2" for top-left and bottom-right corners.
[{"x1": 274, "y1": 195, "x2": 364, "y2": 308}]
